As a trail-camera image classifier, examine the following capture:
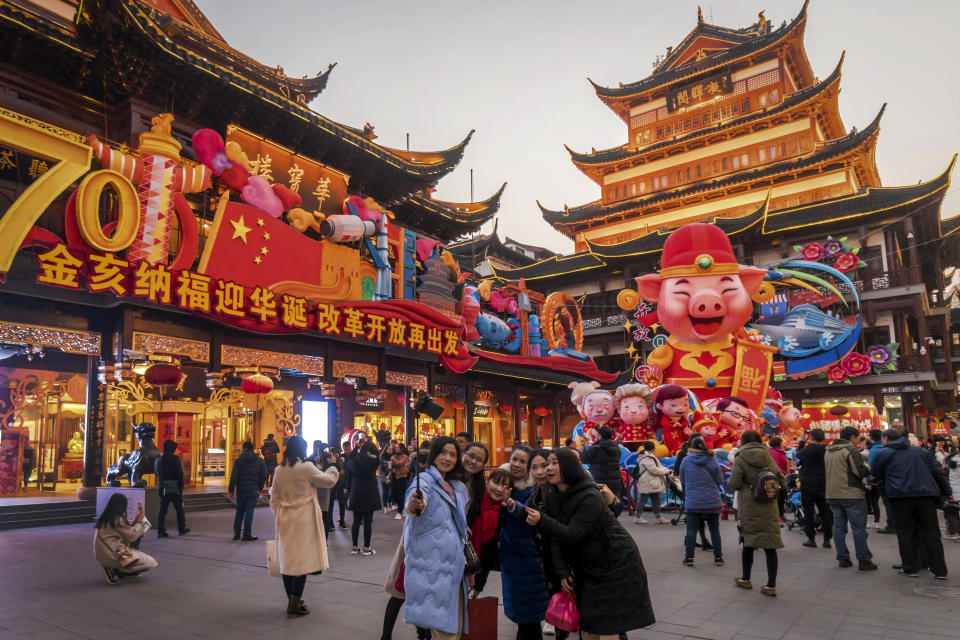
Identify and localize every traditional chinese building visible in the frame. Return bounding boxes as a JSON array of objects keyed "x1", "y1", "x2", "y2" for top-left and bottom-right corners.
[
  {"x1": 476, "y1": 2, "x2": 960, "y2": 435},
  {"x1": 0, "y1": 0, "x2": 607, "y2": 503}
]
